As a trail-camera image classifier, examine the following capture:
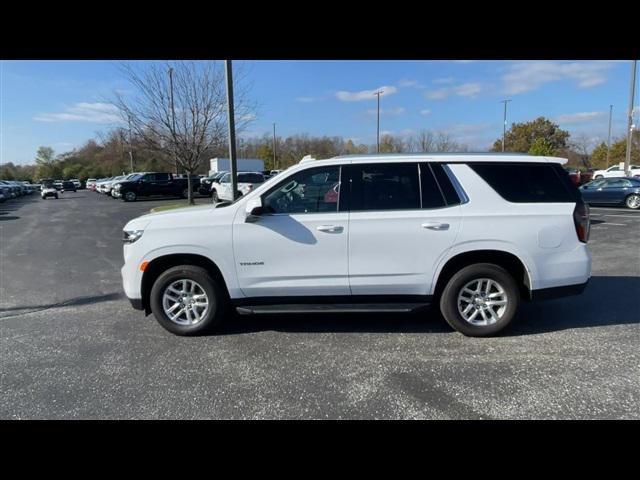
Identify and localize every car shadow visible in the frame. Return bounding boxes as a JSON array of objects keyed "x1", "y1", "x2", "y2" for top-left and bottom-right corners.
[
  {"x1": 0, "y1": 292, "x2": 124, "y2": 316},
  {"x1": 213, "y1": 276, "x2": 639, "y2": 336}
]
